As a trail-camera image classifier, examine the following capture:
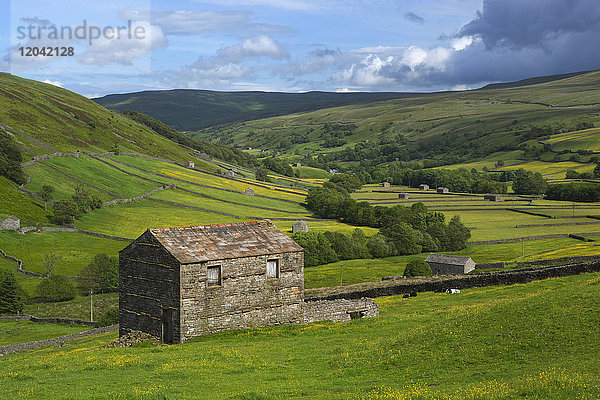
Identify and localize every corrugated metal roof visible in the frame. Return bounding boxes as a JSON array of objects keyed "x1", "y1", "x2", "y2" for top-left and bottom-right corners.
[
  {"x1": 425, "y1": 253, "x2": 473, "y2": 266},
  {"x1": 148, "y1": 220, "x2": 303, "y2": 264}
]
